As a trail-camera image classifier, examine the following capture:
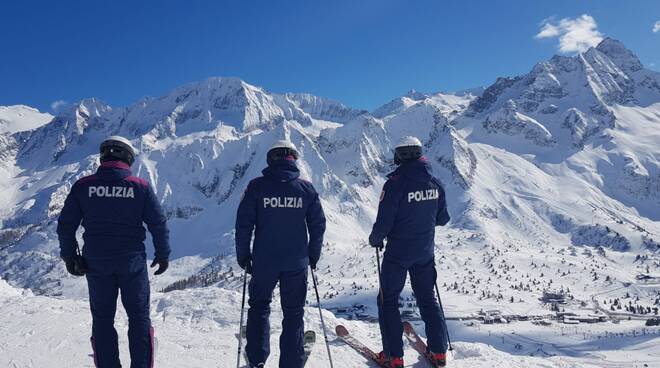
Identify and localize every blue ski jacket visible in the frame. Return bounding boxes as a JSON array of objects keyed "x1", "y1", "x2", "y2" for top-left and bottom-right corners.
[
  {"x1": 57, "y1": 160, "x2": 171, "y2": 260},
  {"x1": 235, "y1": 159, "x2": 326, "y2": 272},
  {"x1": 369, "y1": 158, "x2": 450, "y2": 264}
]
